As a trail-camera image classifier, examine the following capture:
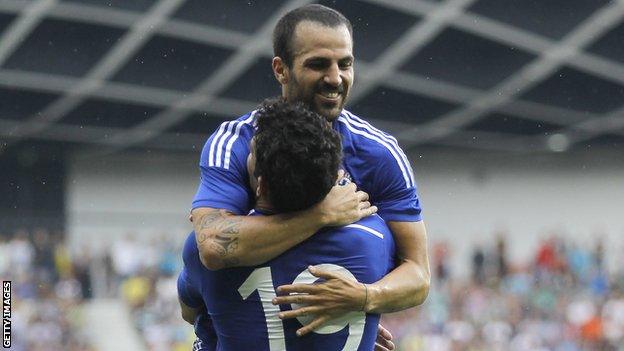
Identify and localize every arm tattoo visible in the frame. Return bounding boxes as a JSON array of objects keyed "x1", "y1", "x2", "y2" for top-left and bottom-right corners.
[{"x1": 195, "y1": 209, "x2": 243, "y2": 267}]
